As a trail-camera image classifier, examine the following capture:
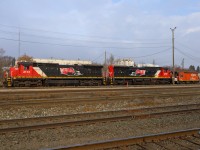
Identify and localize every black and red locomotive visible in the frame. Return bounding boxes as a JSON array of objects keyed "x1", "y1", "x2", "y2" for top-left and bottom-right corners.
[{"x1": 2, "y1": 61, "x2": 199, "y2": 87}]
